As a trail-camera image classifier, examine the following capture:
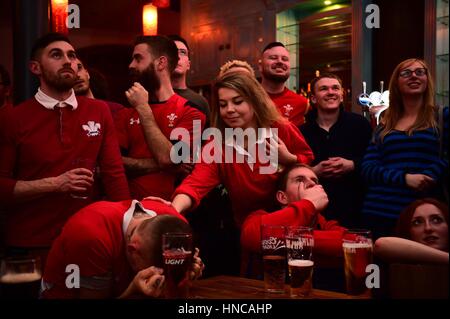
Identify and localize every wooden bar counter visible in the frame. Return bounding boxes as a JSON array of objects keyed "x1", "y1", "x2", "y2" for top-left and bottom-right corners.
[{"x1": 190, "y1": 276, "x2": 368, "y2": 299}]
